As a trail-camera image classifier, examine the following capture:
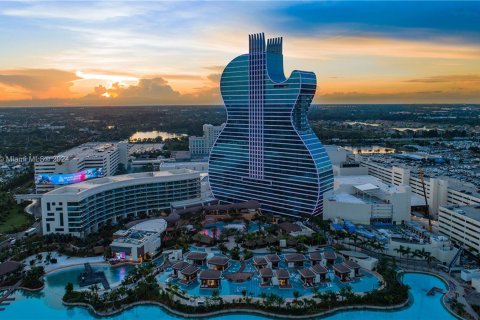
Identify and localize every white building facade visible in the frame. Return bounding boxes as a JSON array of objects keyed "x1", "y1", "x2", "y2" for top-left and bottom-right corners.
[
  {"x1": 35, "y1": 141, "x2": 129, "y2": 193},
  {"x1": 358, "y1": 156, "x2": 480, "y2": 218},
  {"x1": 189, "y1": 124, "x2": 224, "y2": 156},
  {"x1": 41, "y1": 169, "x2": 201, "y2": 238},
  {"x1": 110, "y1": 219, "x2": 167, "y2": 262},
  {"x1": 438, "y1": 205, "x2": 480, "y2": 254},
  {"x1": 323, "y1": 175, "x2": 411, "y2": 225}
]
